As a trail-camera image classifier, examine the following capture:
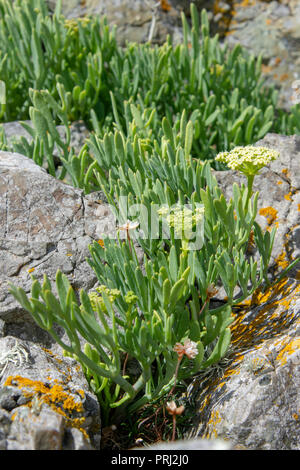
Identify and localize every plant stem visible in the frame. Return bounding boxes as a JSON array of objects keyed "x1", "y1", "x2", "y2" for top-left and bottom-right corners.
[
  {"x1": 171, "y1": 415, "x2": 176, "y2": 441},
  {"x1": 245, "y1": 174, "x2": 255, "y2": 211}
]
